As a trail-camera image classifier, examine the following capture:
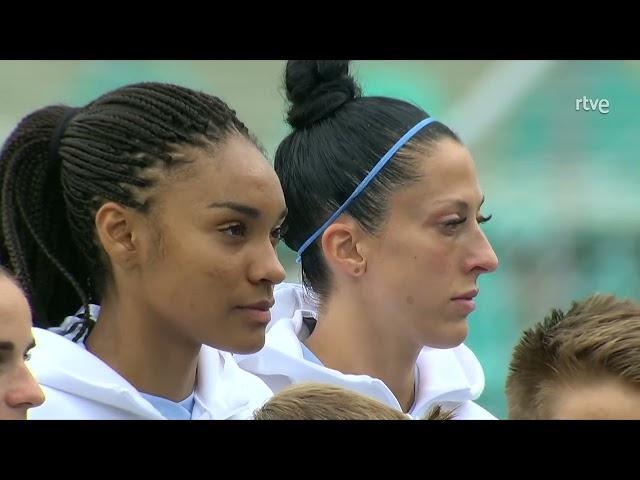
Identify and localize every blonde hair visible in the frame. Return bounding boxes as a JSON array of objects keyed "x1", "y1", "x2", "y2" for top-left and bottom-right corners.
[
  {"x1": 506, "y1": 294, "x2": 640, "y2": 419},
  {"x1": 253, "y1": 382, "x2": 455, "y2": 420}
]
